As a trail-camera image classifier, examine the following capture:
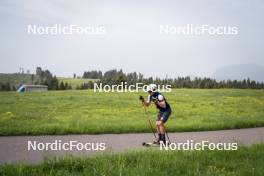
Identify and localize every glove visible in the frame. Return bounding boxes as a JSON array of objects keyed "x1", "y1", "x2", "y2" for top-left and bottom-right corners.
[{"x1": 139, "y1": 95, "x2": 144, "y2": 102}]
